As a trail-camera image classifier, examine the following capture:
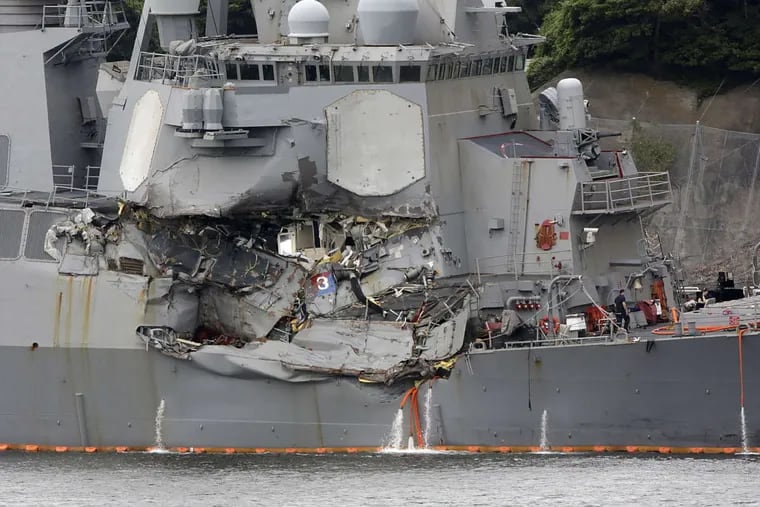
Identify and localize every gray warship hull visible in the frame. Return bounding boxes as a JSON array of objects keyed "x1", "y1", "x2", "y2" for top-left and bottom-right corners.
[
  {"x1": 3, "y1": 332, "x2": 756, "y2": 451},
  {"x1": 1, "y1": 0, "x2": 756, "y2": 454}
]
